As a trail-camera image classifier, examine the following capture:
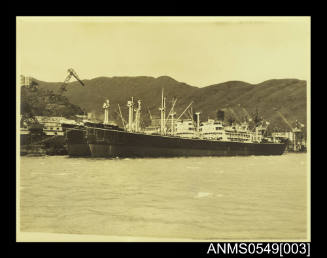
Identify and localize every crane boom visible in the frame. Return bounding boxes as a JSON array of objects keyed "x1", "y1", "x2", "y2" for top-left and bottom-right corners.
[
  {"x1": 63, "y1": 73, "x2": 72, "y2": 84},
  {"x1": 59, "y1": 68, "x2": 84, "y2": 94},
  {"x1": 164, "y1": 98, "x2": 178, "y2": 126},
  {"x1": 176, "y1": 101, "x2": 193, "y2": 121},
  {"x1": 187, "y1": 108, "x2": 195, "y2": 126},
  {"x1": 276, "y1": 110, "x2": 293, "y2": 130},
  {"x1": 68, "y1": 68, "x2": 85, "y2": 86}
]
